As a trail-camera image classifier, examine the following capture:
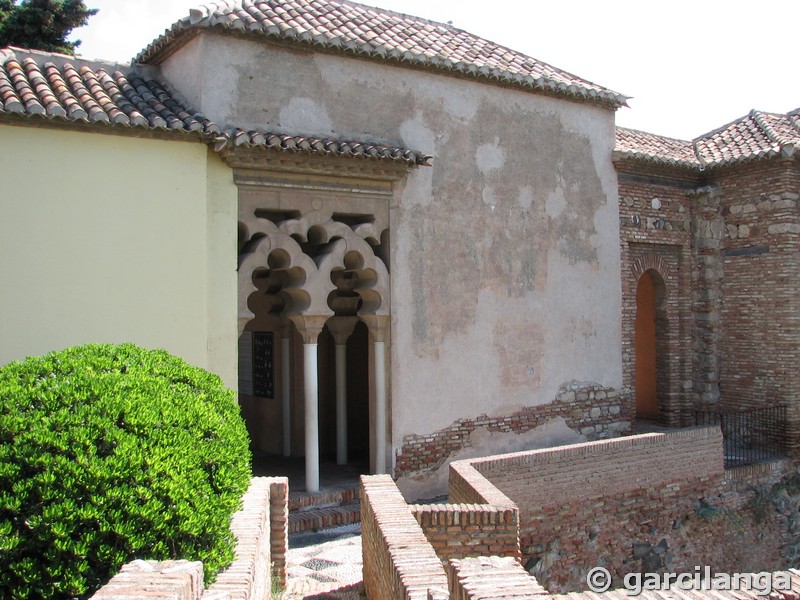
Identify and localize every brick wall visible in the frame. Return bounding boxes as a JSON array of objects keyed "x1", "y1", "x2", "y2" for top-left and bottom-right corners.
[
  {"x1": 360, "y1": 474, "x2": 449, "y2": 600},
  {"x1": 617, "y1": 162, "x2": 696, "y2": 425},
  {"x1": 411, "y1": 503, "x2": 519, "y2": 563},
  {"x1": 446, "y1": 556, "x2": 548, "y2": 600},
  {"x1": 470, "y1": 427, "x2": 724, "y2": 507},
  {"x1": 396, "y1": 381, "x2": 630, "y2": 478},
  {"x1": 455, "y1": 428, "x2": 790, "y2": 592},
  {"x1": 615, "y1": 155, "x2": 800, "y2": 453},
  {"x1": 714, "y1": 162, "x2": 800, "y2": 415},
  {"x1": 91, "y1": 476, "x2": 288, "y2": 600},
  {"x1": 363, "y1": 431, "x2": 794, "y2": 598}
]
